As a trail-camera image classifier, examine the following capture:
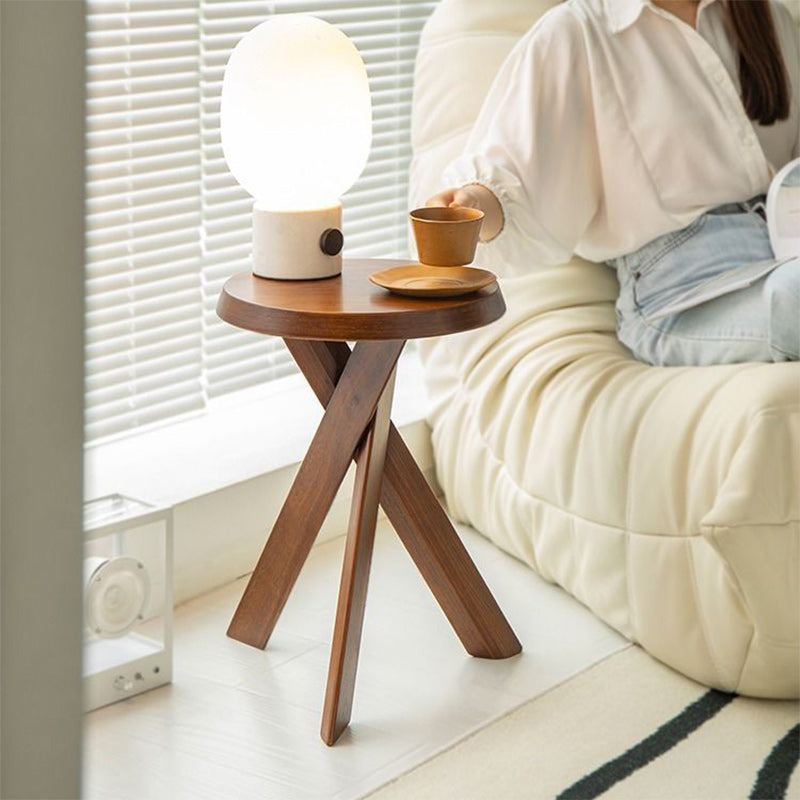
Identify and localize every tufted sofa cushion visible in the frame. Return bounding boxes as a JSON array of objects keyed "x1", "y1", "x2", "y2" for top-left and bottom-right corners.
[{"x1": 410, "y1": 0, "x2": 800, "y2": 697}]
